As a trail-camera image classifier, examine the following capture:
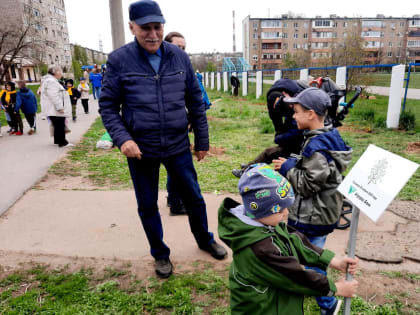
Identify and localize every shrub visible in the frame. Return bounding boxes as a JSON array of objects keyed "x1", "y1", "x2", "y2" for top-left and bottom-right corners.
[{"x1": 399, "y1": 110, "x2": 416, "y2": 131}]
